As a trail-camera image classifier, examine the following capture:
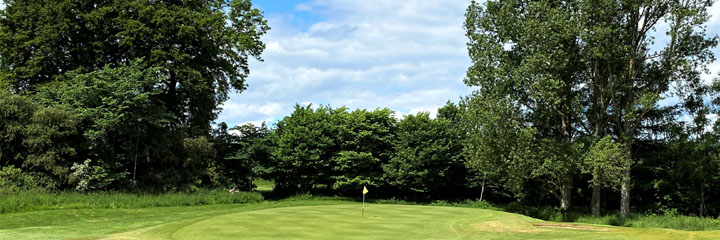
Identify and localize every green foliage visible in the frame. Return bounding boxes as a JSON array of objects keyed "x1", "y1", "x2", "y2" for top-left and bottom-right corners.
[
  {"x1": 22, "y1": 106, "x2": 81, "y2": 189},
  {"x1": 69, "y1": 159, "x2": 129, "y2": 192},
  {"x1": 0, "y1": 0, "x2": 268, "y2": 191},
  {"x1": 583, "y1": 136, "x2": 629, "y2": 189},
  {"x1": 463, "y1": 0, "x2": 718, "y2": 214},
  {"x1": 462, "y1": 94, "x2": 528, "y2": 196},
  {"x1": 383, "y1": 112, "x2": 466, "y2": 198},
  {"x1": 182, "y1": 136, "x2": 216, "y2": 187},
  {"x1": 330, "y1": 108, "x2": 396, "y2": 193},
  {"x1": 0, "y1": 166, "x2": 36, "y2": 193},
  {"x1": 575, "y1": 213, "x2": 720, "y2": 231},
  {"x1": 0, "y1": 89, "x2": 35, "y2": 167},
  {"x1": 222, "y1": 123, "x2": 273, "y2": 190},
  {"x1": 464, "y1": 0, "x2": 589, "y2": 209},
  {"x1": 269, "y1": 105, "x2": 397, "y2": 195},
  {"x1": 0, "y1": 0, "x2": 269, "y2": 135},
  {"x1": 33, "y1": 62, "x2": 168, "y2": 188},
  {"x1": 270, "y1": 105, "x2": 342, "y2": 193},
  {"x1": 331, "y1": 151, "x2": 380, "y2": 191}
]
